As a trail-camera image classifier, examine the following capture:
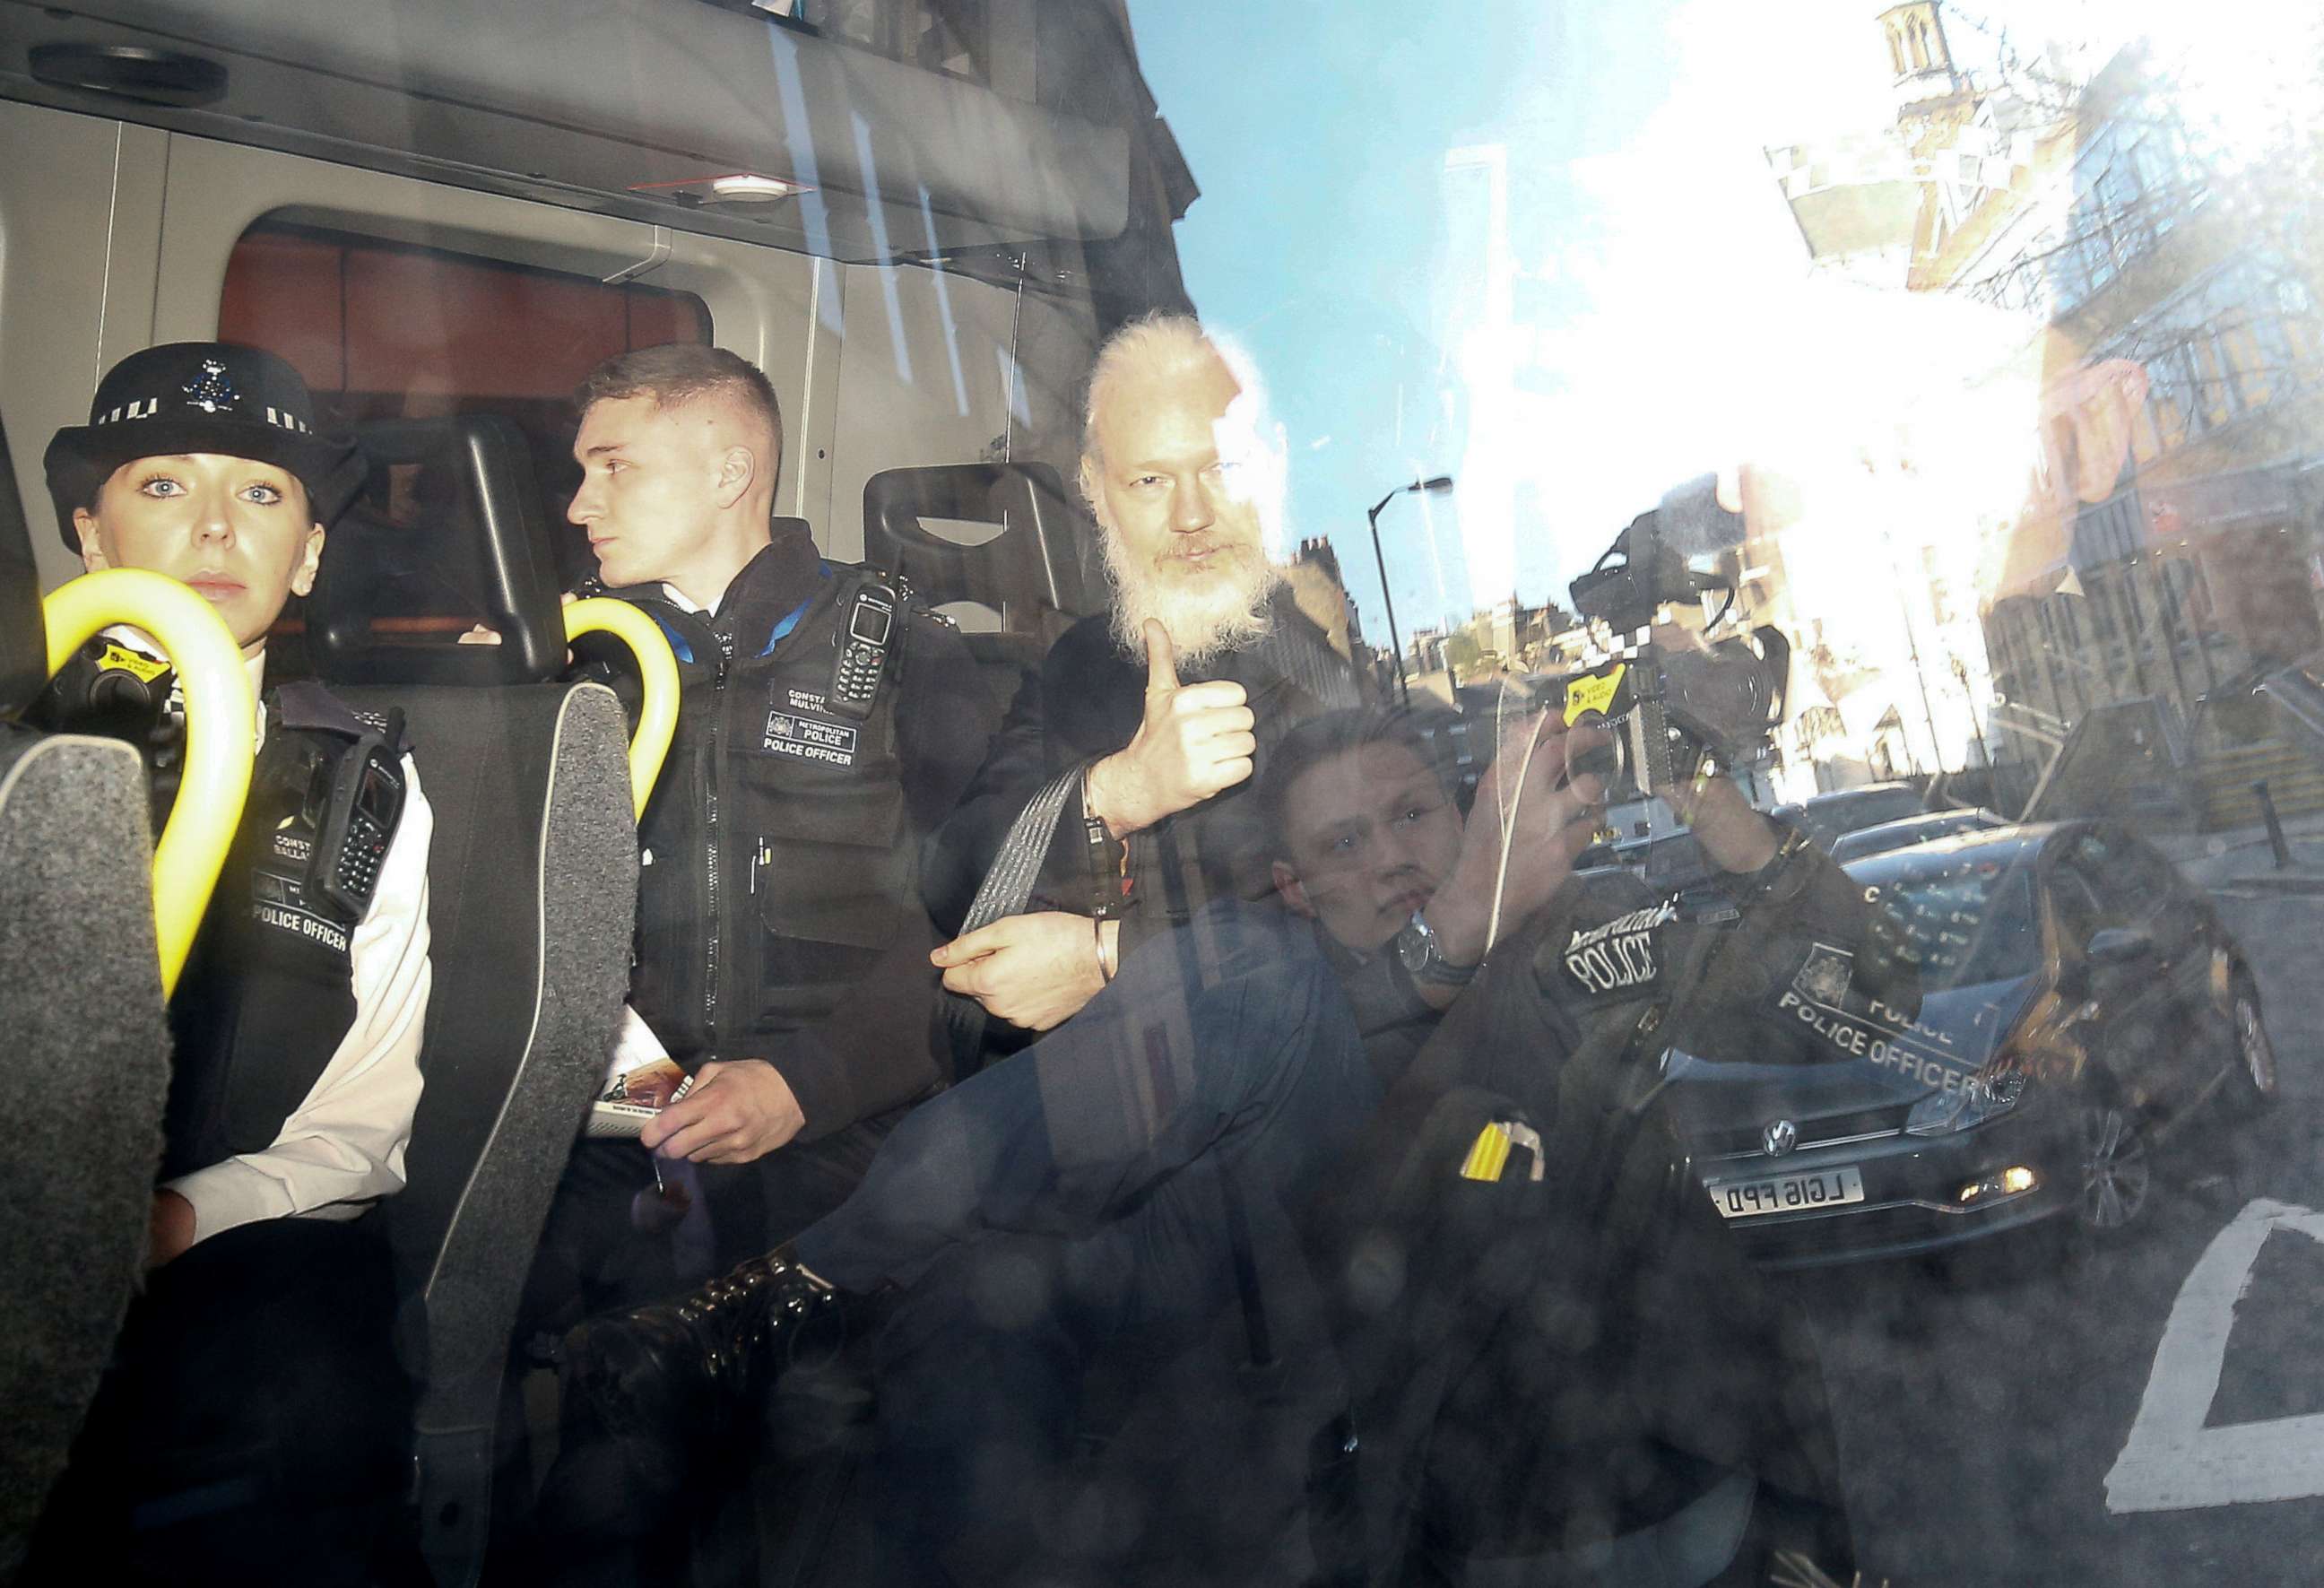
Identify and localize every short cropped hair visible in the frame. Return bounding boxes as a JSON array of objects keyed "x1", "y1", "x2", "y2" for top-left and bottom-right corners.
[
  {"x1": 576, "y1": 344, "x2": 784, "y2": 455},
  {"x1": 1260, "y1": 705, "x2": 1463, "y2": 863}
]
